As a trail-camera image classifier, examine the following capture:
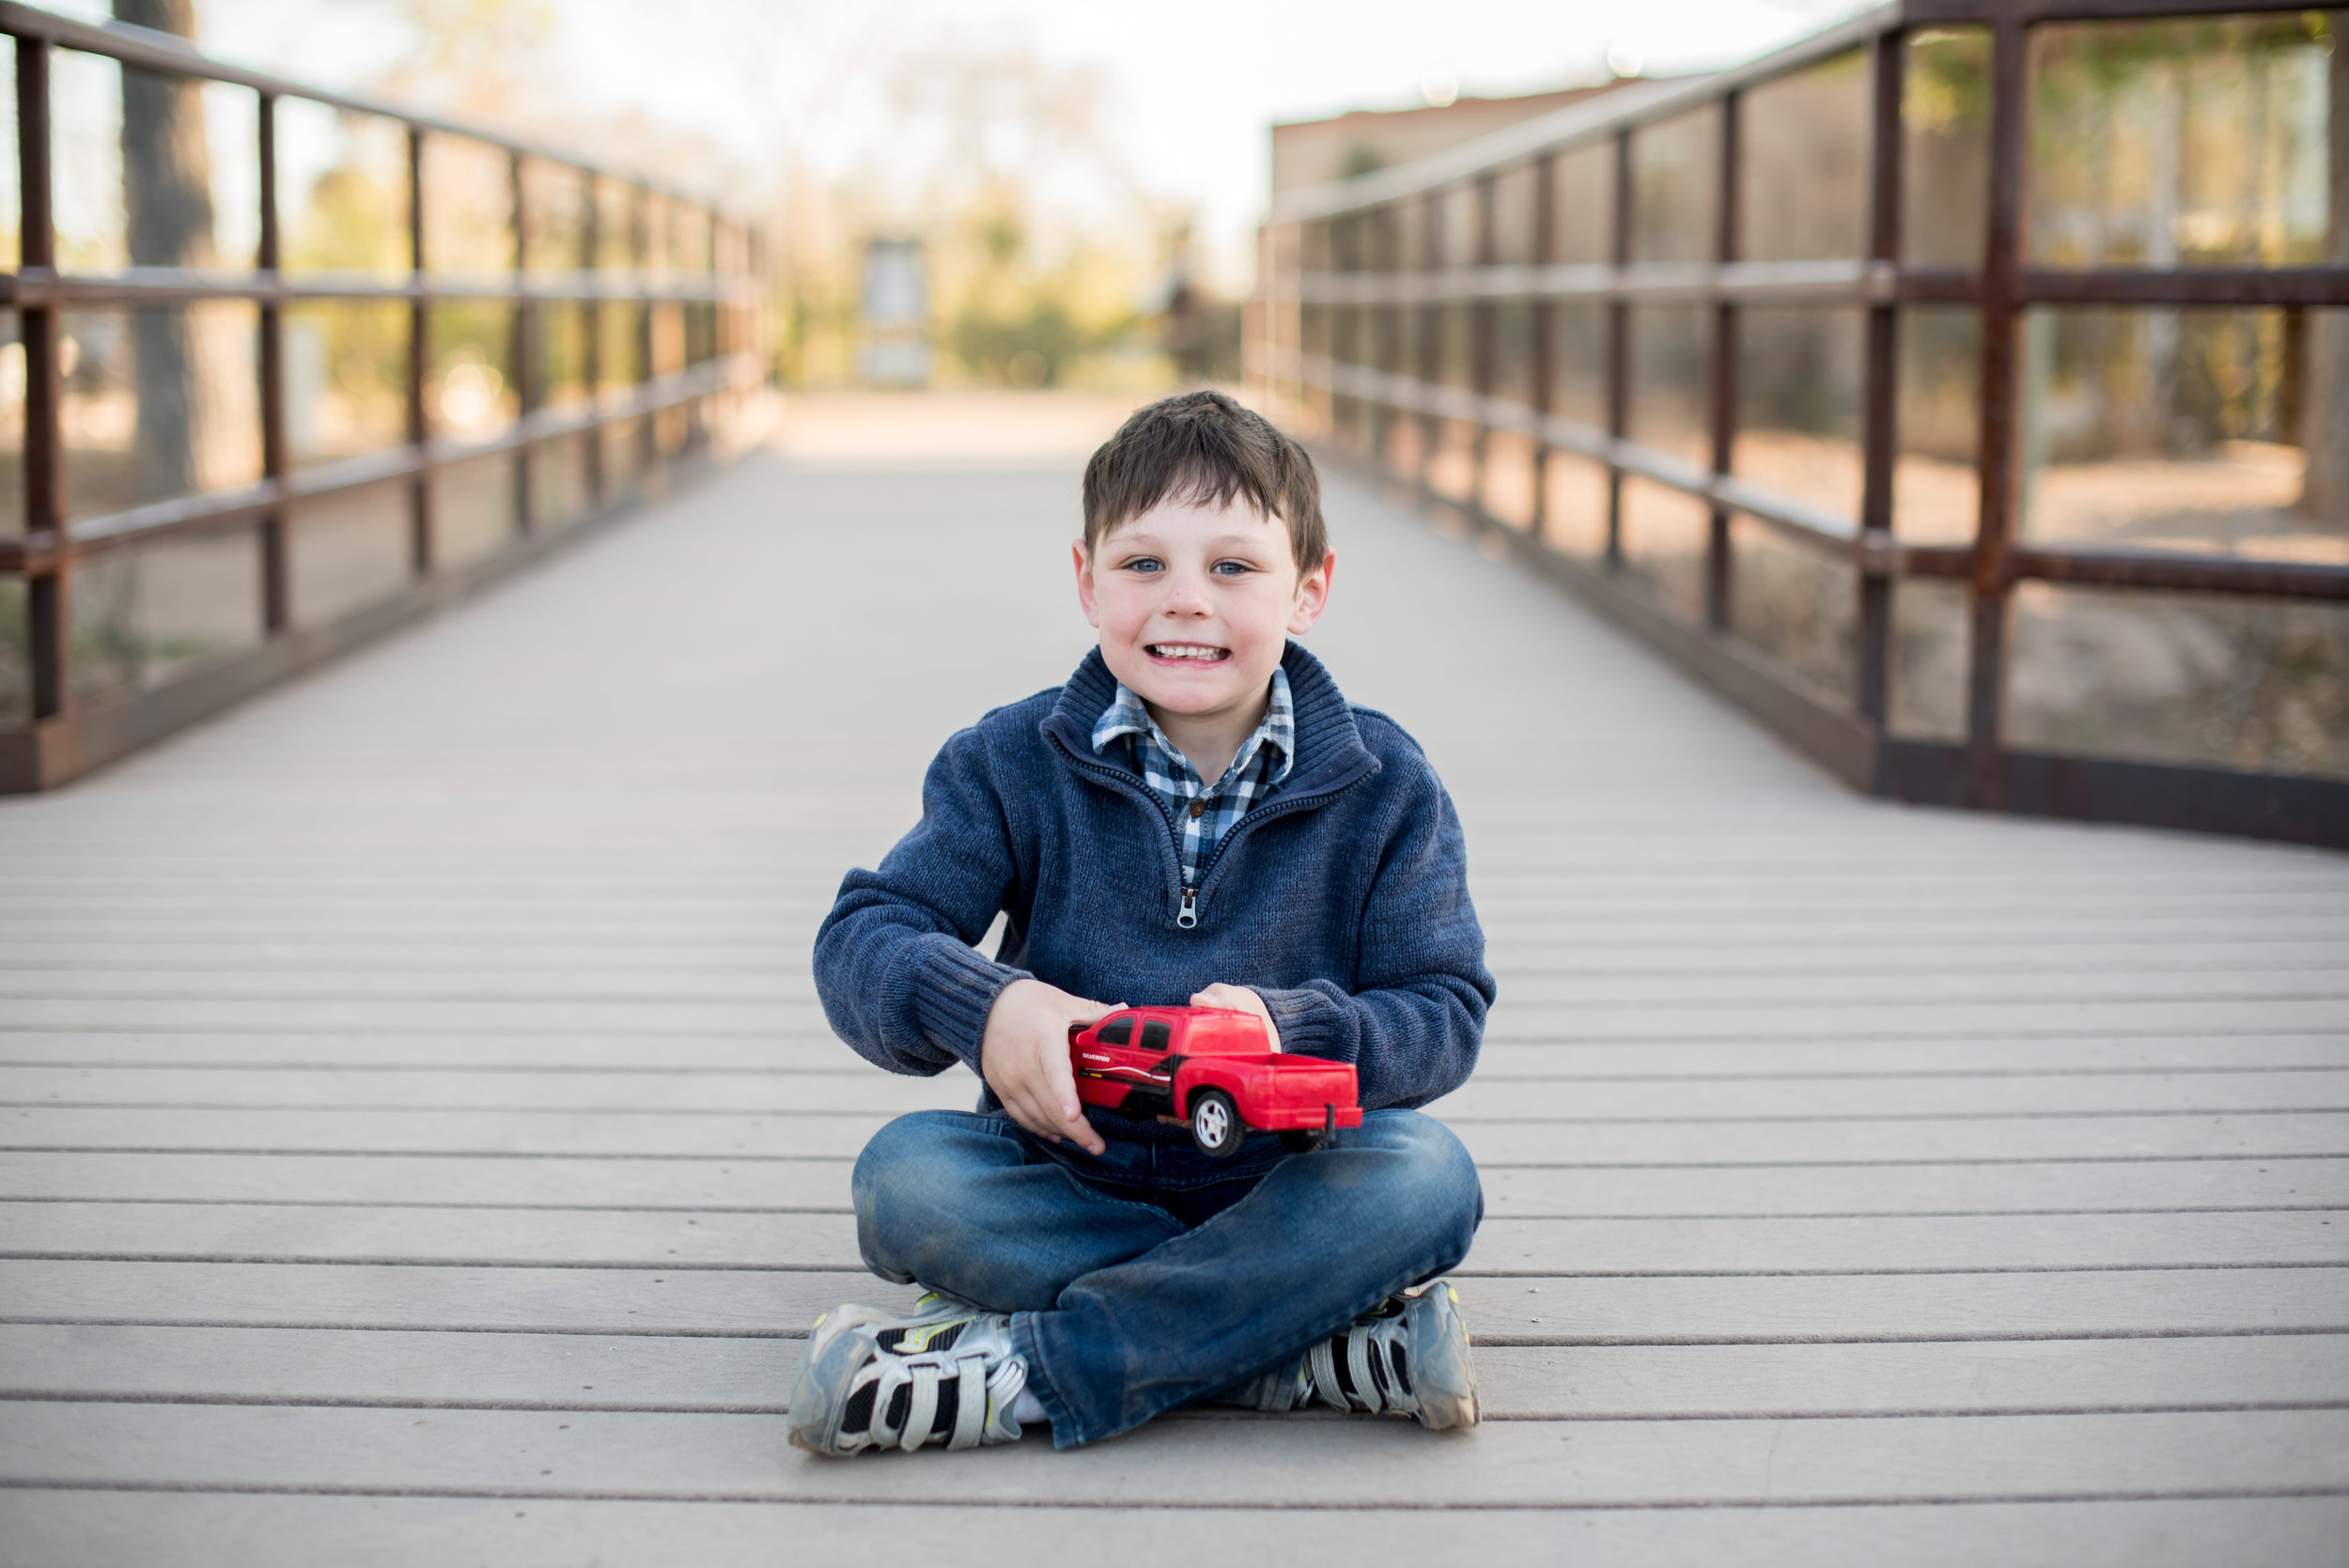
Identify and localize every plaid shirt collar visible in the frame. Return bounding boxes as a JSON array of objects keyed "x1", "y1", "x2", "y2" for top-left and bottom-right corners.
[
  {"x1": 1090, "y1": 667, "x2": 1295, "y2": 888},
  {"x1": 1091, "y1": 666, "x2": 1295, "y2": 792}
]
